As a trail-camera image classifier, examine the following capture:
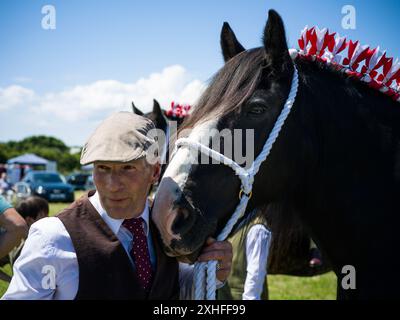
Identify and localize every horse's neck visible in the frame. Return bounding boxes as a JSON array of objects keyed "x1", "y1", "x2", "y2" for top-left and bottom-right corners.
[
  {"x1": 292, "y1": 61, "x2": 400, "y2": 272},
  {"x1": 298, "y1": 60, "x2": 400, "y2": 192}
]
